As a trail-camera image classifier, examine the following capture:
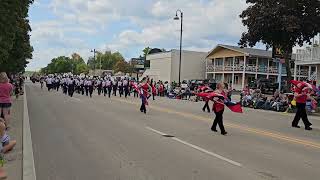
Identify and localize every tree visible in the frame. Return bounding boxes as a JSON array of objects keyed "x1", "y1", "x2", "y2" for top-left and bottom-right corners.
[
  {"x1": 239, "y1": 0, "x2": 320, "y2": 87},
  {"x1": 113, "y1": 60, "x2": 131, "y2": 73},
  {"x1": 0, "y1": 0, "x2": 34, "y2": 73},
  {"x1": 142, "y1": 47, "x2": 151, "y2": 57},
  {"x1": 75, "y1": 63, "x2": 89, "y2": 74}
]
